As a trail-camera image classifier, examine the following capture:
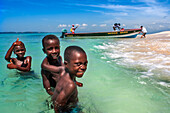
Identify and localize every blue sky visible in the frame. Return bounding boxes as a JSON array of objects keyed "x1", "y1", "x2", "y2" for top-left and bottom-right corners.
[{"x1": 0, "y1": 0, "x2": 170, "y2": 33}]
